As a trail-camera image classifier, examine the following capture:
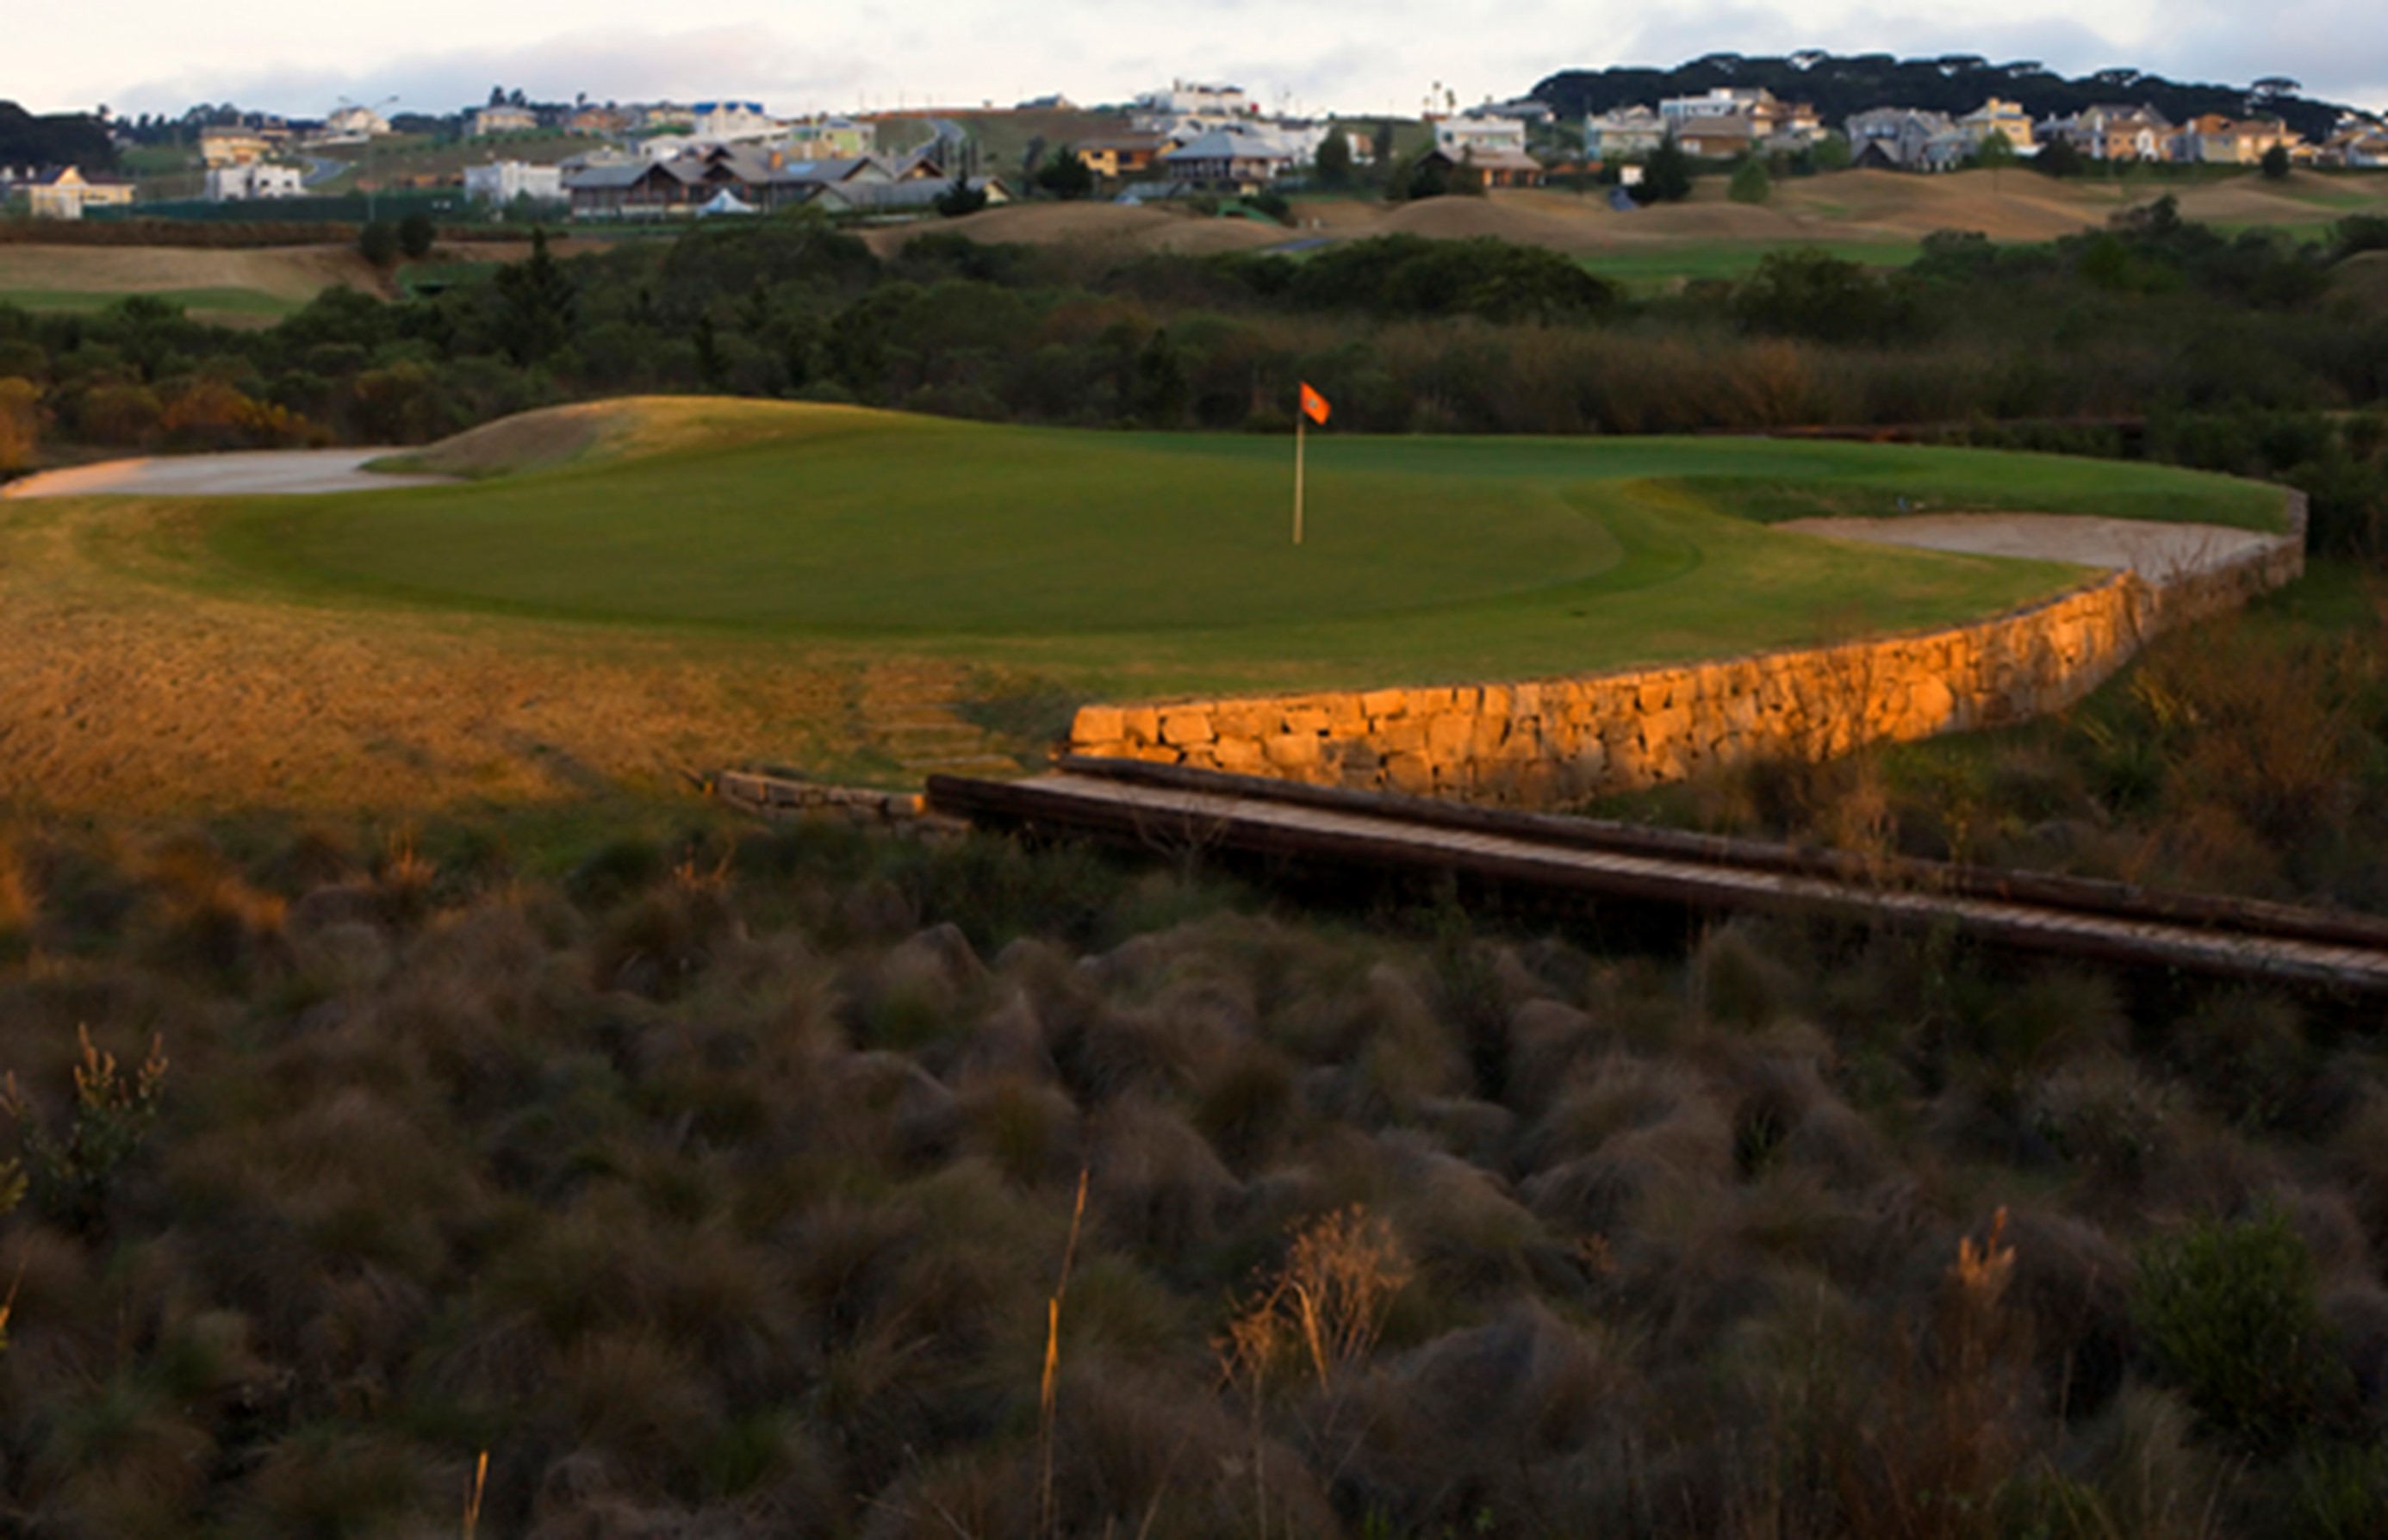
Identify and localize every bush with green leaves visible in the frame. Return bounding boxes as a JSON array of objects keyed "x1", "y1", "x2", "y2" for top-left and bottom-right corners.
[{"x1": 2132, "y1": 1206, "x2": 2353, "y2": 1455}]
